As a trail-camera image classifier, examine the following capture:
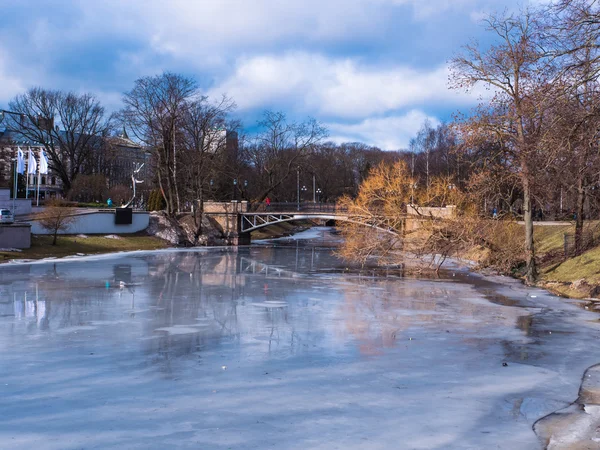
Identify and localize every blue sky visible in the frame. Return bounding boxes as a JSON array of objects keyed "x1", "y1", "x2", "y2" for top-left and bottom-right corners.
[{"x1": 0, "y1": 0, "x2": 534, "y2": 149}]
